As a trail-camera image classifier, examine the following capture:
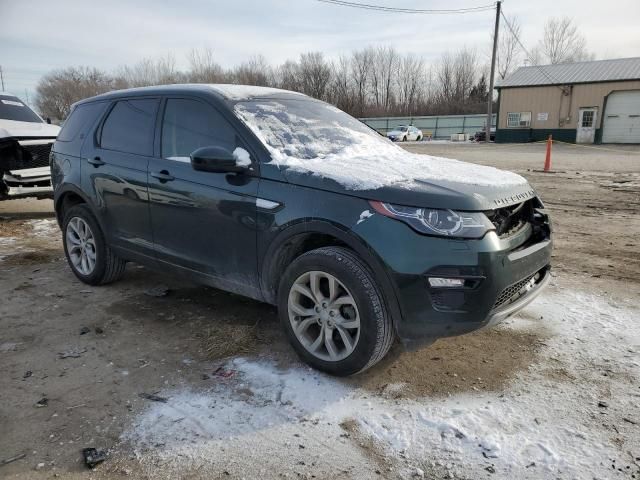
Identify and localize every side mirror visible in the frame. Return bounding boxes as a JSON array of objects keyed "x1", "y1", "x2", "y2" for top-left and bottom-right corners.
[
  {"x1": 190, "y1": 146, "x2": 248, "y2": 174},
  {"x1": 46, "y1": 117, "x2": 52, "y2": 124}
]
